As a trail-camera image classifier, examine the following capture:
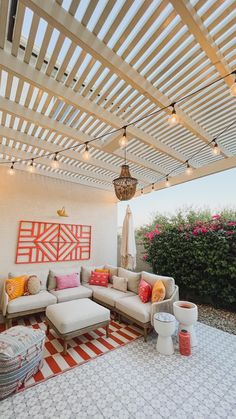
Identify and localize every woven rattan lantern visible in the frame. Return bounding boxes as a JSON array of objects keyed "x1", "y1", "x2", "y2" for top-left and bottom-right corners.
[{"x1": 113, "y1": 164, "x2": 138, "y2": 201}]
